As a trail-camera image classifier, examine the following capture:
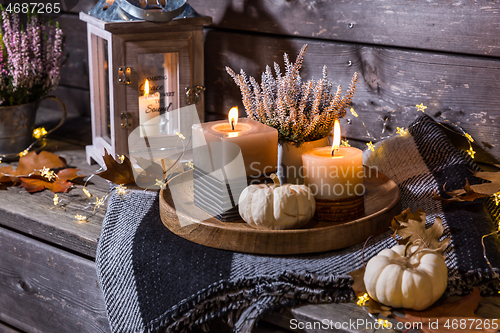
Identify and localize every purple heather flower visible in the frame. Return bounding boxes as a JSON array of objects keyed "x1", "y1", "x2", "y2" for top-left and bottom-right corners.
[{"x1": 0, "y1": 11, "x2": 64, "y2": 105}]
